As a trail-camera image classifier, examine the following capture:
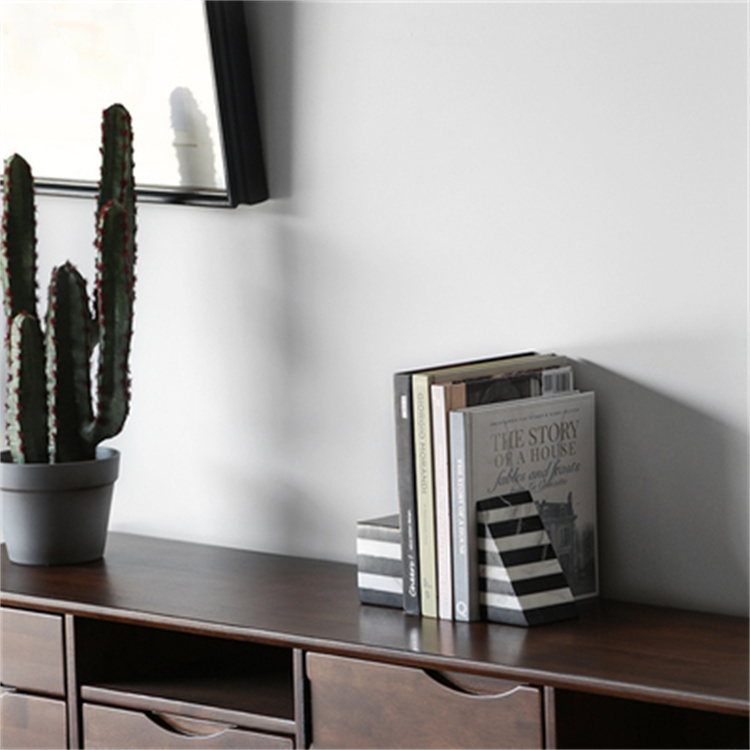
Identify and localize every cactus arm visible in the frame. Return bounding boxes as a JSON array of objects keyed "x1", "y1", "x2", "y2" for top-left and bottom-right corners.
[
  {"x1": 6, "y1": 313, "x2": 48, "y2": 463},
  {"x1": 1, "y1": 155, "x2": 38, "y2": 341},
  {"x1": 98, "y1": 104, "x2": 136, "y2": 269},
  {"x1": 46, "y1": 263, "x2": 95, "y2": 463},
  {"x1": 84, "y1": 200, "x2": 134, "y2": 446}
]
